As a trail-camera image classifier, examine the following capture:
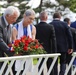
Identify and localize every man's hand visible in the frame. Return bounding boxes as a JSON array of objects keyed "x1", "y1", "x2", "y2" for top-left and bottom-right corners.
[{"x1": 68, "y1": 49, "x2": 73, "y2": 54}]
